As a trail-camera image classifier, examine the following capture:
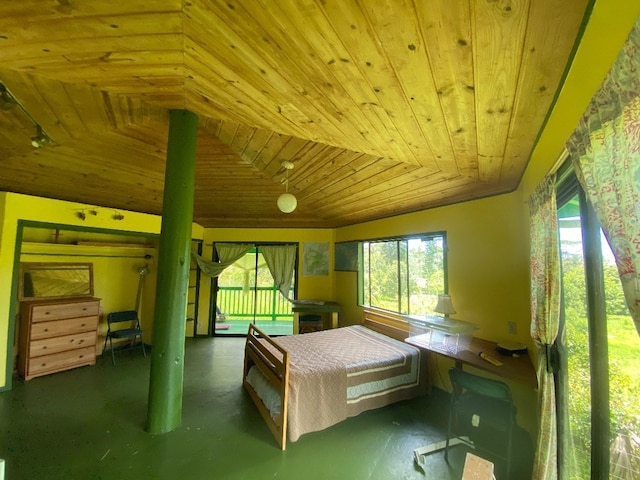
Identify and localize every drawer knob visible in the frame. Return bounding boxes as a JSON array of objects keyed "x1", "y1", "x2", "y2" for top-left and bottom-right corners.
[
  {"x1": 81, "y1": 323, "x2": 86, "y2": 327},
  {"x1": 79, "y1": 355, "x2": 84, "y2": 359},
  {"x1": 44, "y1": 328, "x2": 49, "y2": 332}
]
